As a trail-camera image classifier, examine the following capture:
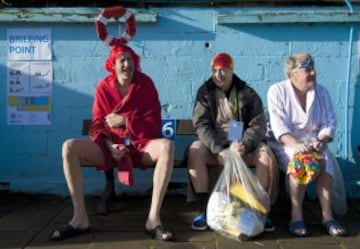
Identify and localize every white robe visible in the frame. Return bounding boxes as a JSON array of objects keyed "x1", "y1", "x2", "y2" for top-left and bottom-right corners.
[
  {"x1": 267, "y1": 79, "x2": 347, "y2": 215},
  {"x1": 267, "y1": 79, "x2": 336, "y2": 175}
]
